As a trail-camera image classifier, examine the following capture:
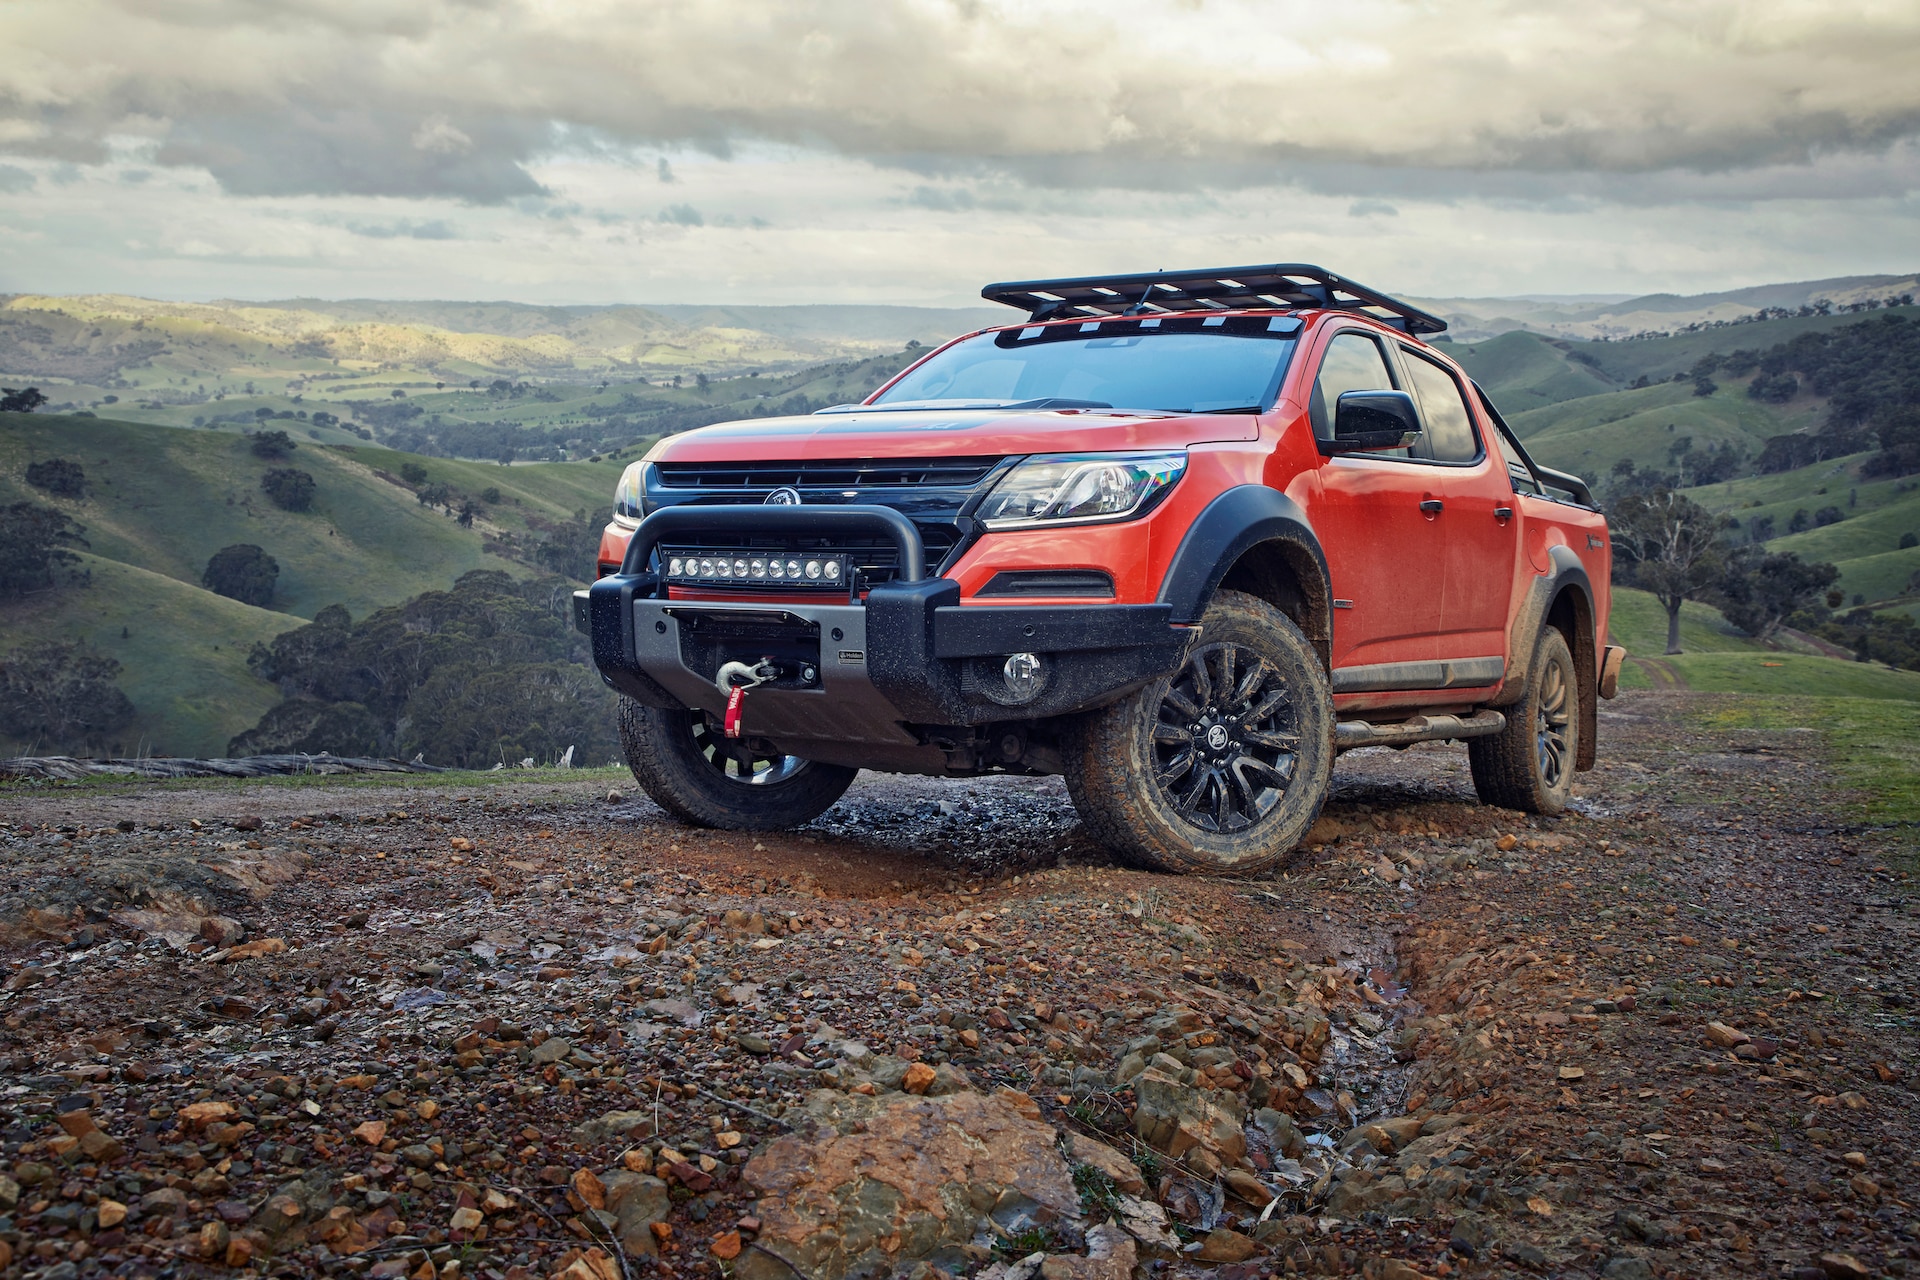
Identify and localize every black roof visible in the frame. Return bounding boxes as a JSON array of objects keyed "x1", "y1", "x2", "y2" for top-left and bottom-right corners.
[{"x1": 980, "y1": 263, "x2": 1448, "y2": 335}]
